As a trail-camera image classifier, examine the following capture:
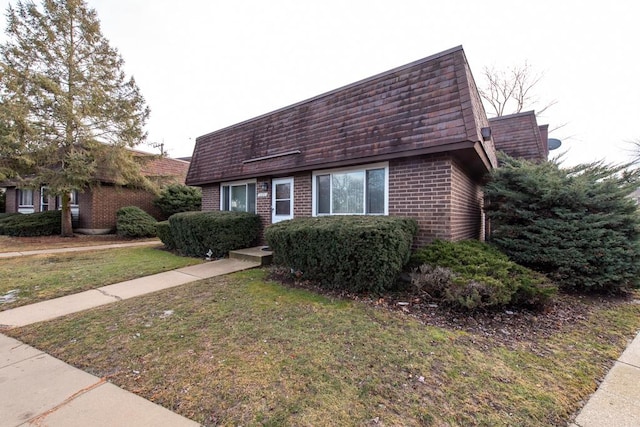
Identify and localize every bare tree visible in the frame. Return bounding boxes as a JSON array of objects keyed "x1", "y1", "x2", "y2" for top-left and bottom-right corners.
[{"x1": 479, "y1": 61, "x2": 557, "y2": 117}]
